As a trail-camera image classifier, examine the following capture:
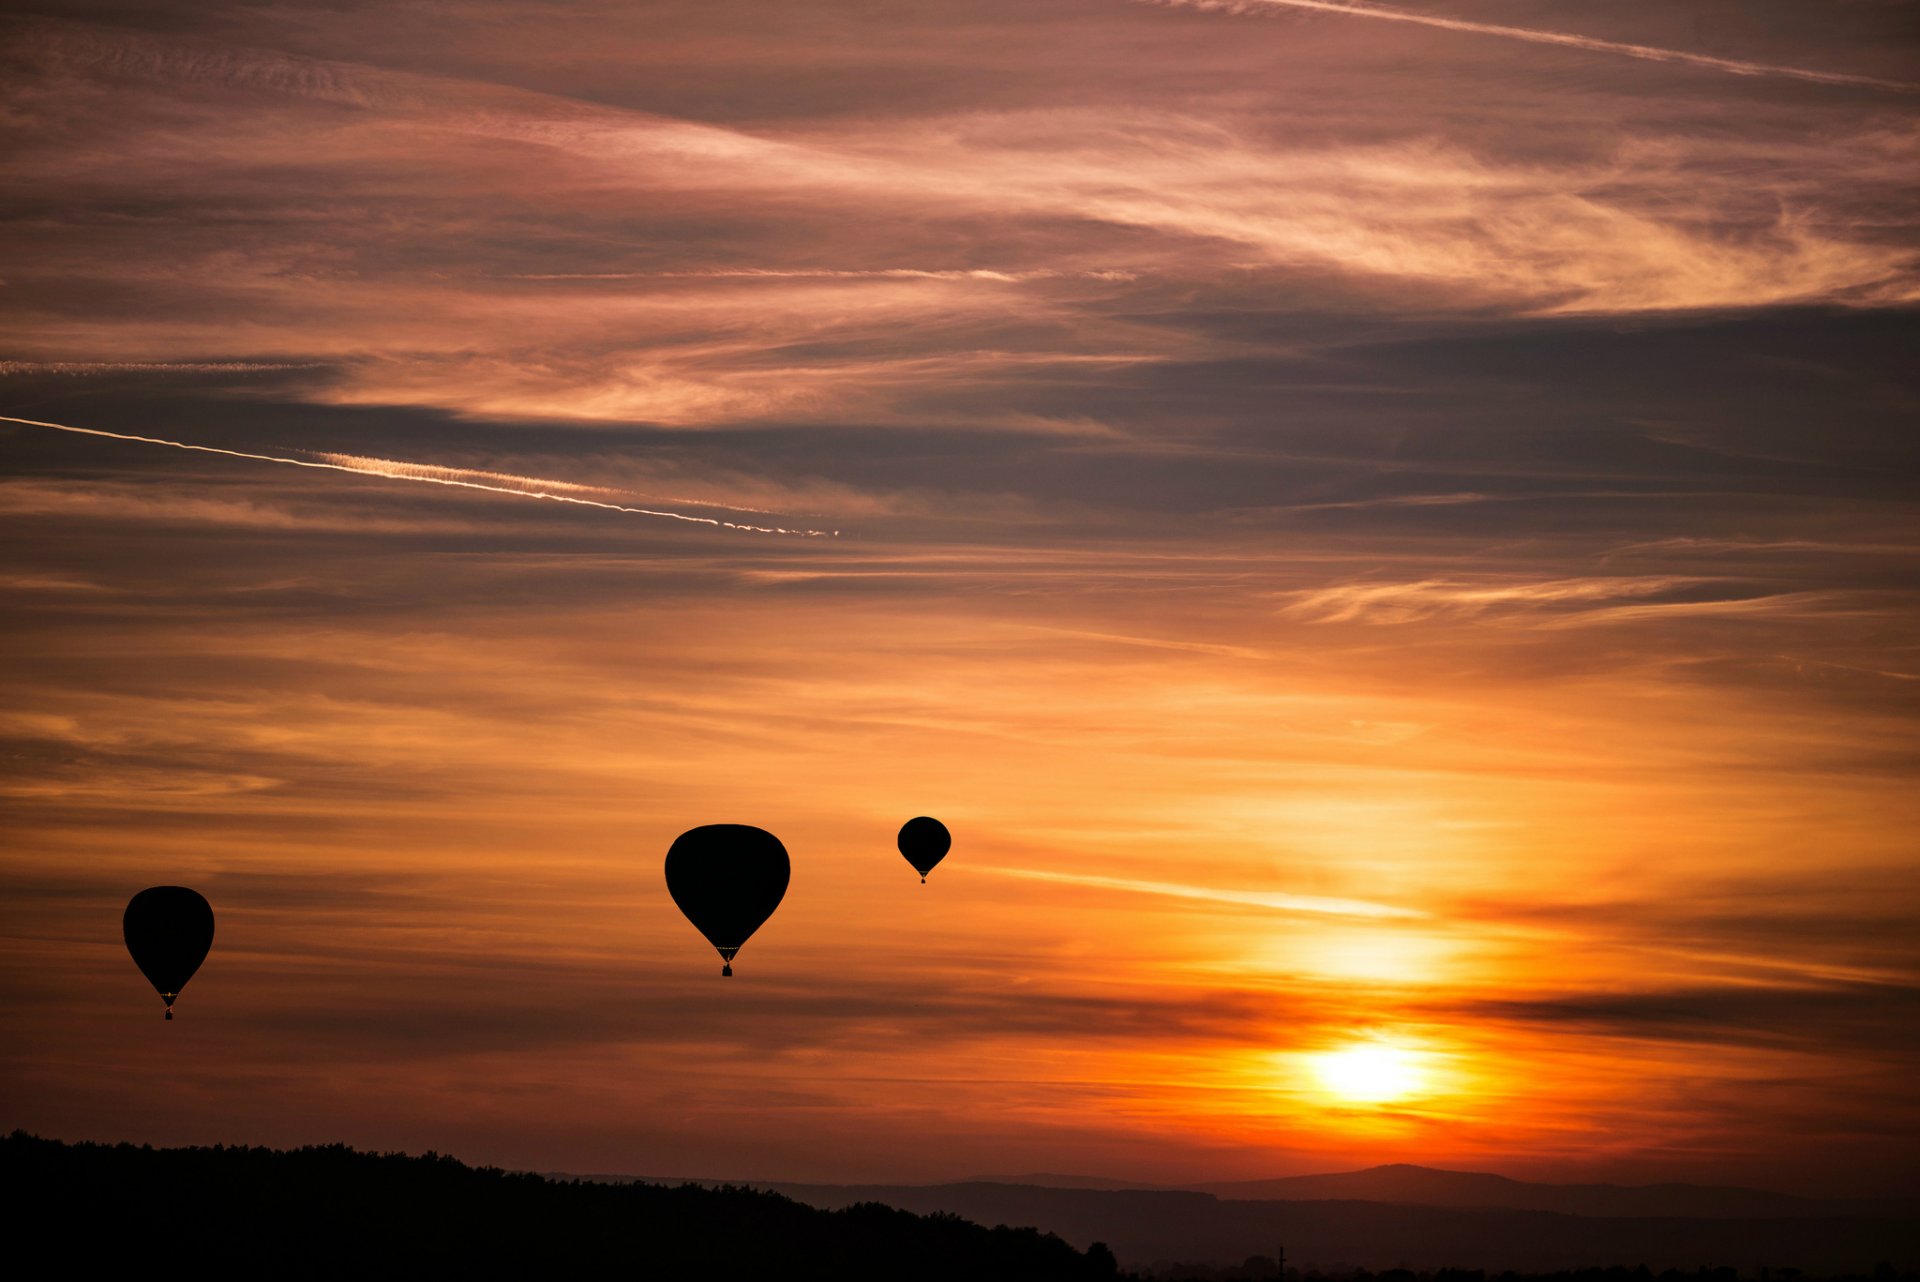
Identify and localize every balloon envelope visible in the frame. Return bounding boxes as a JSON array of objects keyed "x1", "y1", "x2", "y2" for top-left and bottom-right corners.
[
  {"x1": 897, "y1": 816, "x2": 951, "y2": 881},
  {"x1": 665, "y1": 825, "x2": 790, "y2": 976},
  {"x1": 123, "y1": 886, "x2": 214, "y2": 1019}
]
